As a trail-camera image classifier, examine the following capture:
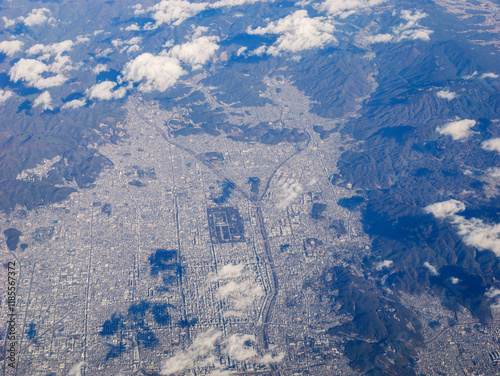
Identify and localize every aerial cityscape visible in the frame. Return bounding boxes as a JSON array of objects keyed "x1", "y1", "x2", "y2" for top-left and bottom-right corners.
[{"x1": 0, "y1": 0, "x2": 499, "y2": 375}]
